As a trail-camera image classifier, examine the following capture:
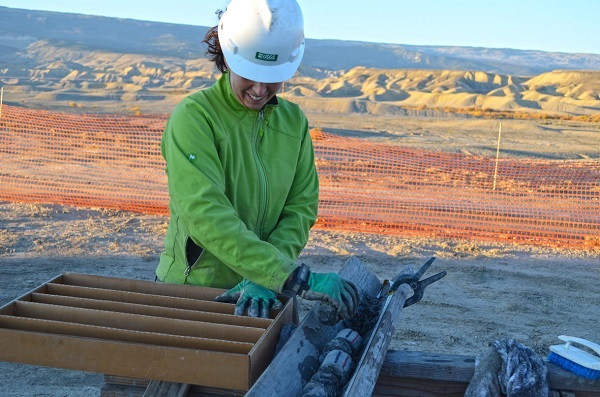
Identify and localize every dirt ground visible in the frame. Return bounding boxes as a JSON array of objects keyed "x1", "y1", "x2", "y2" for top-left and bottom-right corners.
[
  {"x1": 0, "y1": 201, "x2": 599, "y2": 396},
  {"x1": 1, "y1": 110, "x2": 599, "y2": 396}
]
